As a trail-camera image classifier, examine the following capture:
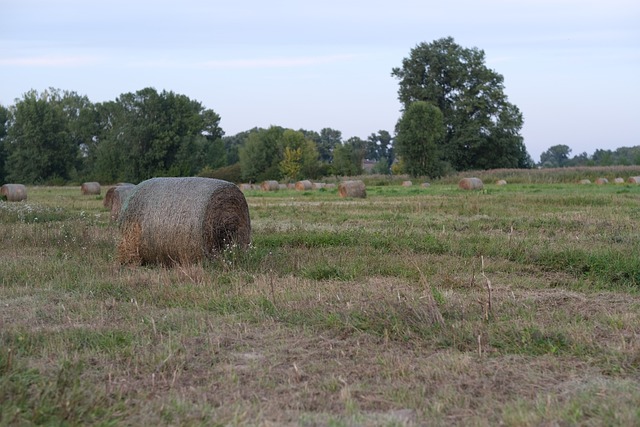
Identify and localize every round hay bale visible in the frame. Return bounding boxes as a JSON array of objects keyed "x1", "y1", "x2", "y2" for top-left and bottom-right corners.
[
  {"x1": 117, "y1": 177, "x2": 251, "y2": 265},
  {"x1": 421, "y1": 182, "x2": 430, "y2": 188},
  {"x1": 325, "y1": 183, "x2": 336, "y2": 189},
  {"x1": 496, "y1": 179, "x2": 507, "y2": 186},
  {"x1": 313, "y1": 182, "x2": 326, "y2": 189},
  {"x1": 81, "y1": 182, "x2": 101, "y2": 195},
  {"x1": 109, "y1": 184, "x2": 136, "y2": 221},
  {"x1": 295, "y1": 180, "x2": 312, "y2": 191},
  {"x1": 595, "y1": 178, "x2": 608, "y2": 185},
  {"x1": 402, "y1": 181, "x2": 412, "y2": 187},
  {"x1": 238, "y1": 183, "x2": 253, "y2": 191},
  {"x1": 458, "y1": 178, "x2": 483, "y2": 190},
  {"x1": 579, "y1": 179, "x2": 591, "y2": 185},
  {"x1": 338, "y1": 180, "x2": 366, "y2": 198},
  {"x1": 278, "y1": 183, "x2": 288, "y2": 190},
  {"x1": 261, "y1": 180, "x2": 279, "y2": 191},
  {"x1": 103, "y1": 183, "x2": 135, "y2": 209},
  {"x1": 0, "y1": 184, "x2": 27, "y2": 202},
  {"x1": 614, "y1": 177, "x2": 625, "y2": 184},
  {"x1": 628, "y1": 176, "x2": 640, "y2": 184}
]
